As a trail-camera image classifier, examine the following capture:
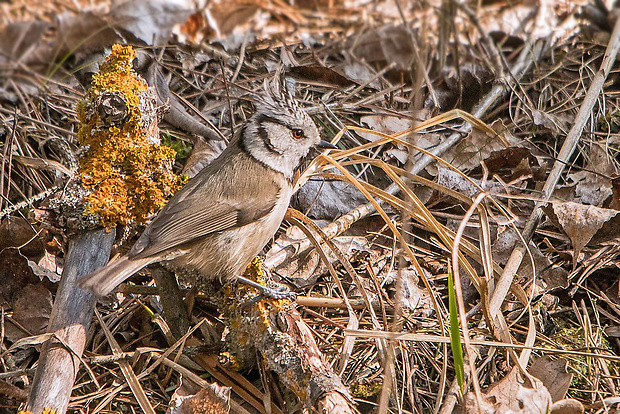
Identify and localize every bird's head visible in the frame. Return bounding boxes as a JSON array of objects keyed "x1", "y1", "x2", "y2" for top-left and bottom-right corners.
[{"x1": 242, "y1": 76, "x2": 330, "y2": 179}]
